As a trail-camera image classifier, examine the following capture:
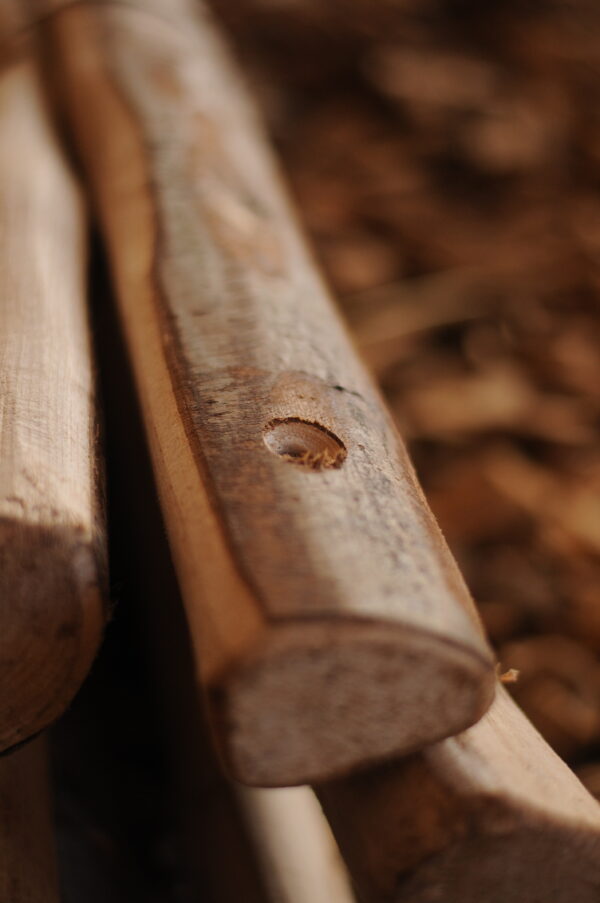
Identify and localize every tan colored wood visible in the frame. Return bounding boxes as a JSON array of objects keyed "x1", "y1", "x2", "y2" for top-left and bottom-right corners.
[
  {"x1": 238, "y1": 786, "x2": 355, "y2": 903},
  {"x1": 0, "y1": 40, "x2": 106, "y2": 752},
  {"x1": 318, "y1": 686, "x2": 600, "y2": 902},
  {"x1": 0, "y1": 740, "x2": 60, "y2": 902},
  {"x1": 42, "y1": 0, "x2": 494, "y2": 785}
]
